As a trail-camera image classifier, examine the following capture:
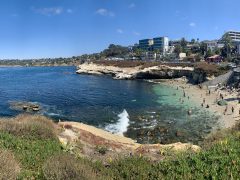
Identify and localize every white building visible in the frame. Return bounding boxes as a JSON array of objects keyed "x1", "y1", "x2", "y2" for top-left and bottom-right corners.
[
  {"x1": 203, "y1": 40, "x2": 224, "y2": 51},
  {"x1": 153, "y1": 37, "x2": 169, "y2": 53},
  {"x1": 223, "y1": 30, "x2": 240, "y2": 54},
  {"x1": 224, "y1": 31, "x2": 240, "y2": 42}
]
